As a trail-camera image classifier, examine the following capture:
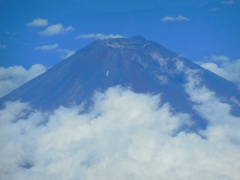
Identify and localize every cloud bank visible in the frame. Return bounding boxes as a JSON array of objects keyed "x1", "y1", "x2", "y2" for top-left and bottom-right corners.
[
  {"x1": 27, "y1": 18, "x2": 48, "y2": 27},
  {"x1": 161, "y1": 15, "x2": 189, "y2": 22},
  {"x1": 76, "y1": 33, "x2": 124, "y2": 40},
  {"x1": 0, "y1": 64, "x2": 46, "y2": 98},
  {"x1": 0, "y1": 67, "x2": 240, "y2": 180},
  {"x1": 198, "y1": 55, "x2": 240, "y2": 87}
]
